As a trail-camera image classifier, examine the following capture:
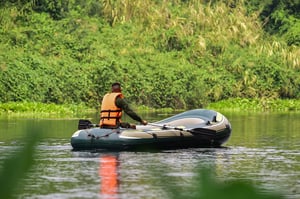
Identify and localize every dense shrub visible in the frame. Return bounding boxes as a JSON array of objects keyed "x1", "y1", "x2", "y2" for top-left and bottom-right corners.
[
  {"x1": 0, "y1": 0, "x2": 299, "y2": 109},
  {"x1": 245, "y1": 0, "x2": 300, "y2": 46}
]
